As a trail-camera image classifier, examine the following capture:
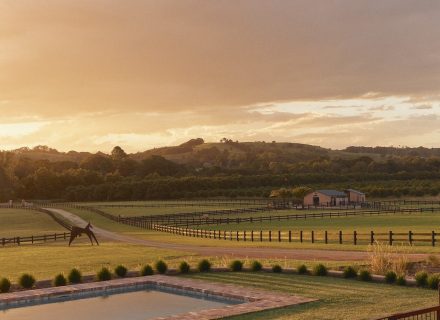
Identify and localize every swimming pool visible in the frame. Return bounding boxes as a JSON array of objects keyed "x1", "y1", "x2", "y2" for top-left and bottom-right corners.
[
  {"x1": 0, "y1": 275, "x2": 315, "y2": 319},
  {"x1": 0, "y1": 284, "x2": 239, "y2": 320}
]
